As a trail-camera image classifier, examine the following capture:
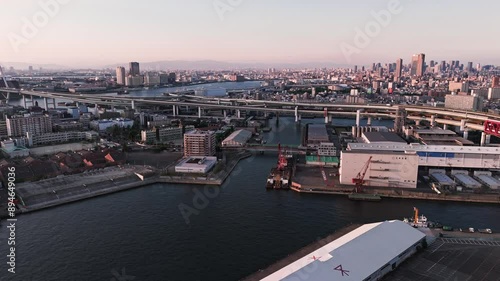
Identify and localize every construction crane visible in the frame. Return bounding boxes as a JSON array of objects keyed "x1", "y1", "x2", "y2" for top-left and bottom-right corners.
[
  {"x1": 352, "y1": 156, "x2": 372, "y2": 193},
  {"x1": 317, "y1": 152, "x2": 334, "y2": 187}
]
